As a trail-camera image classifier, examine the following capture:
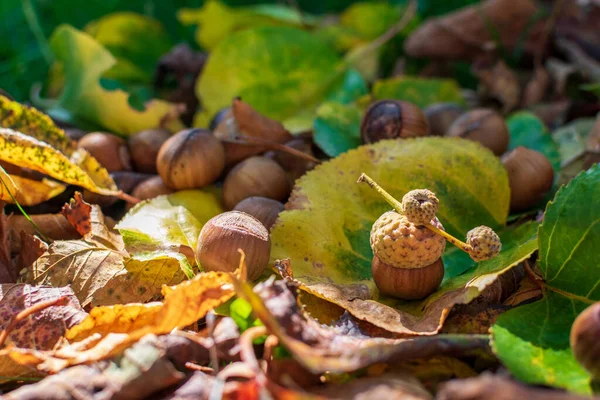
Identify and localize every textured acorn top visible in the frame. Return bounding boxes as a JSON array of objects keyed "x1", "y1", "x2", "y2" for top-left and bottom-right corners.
[
  {"x1": 466, "y1": 225, "x2": 501, "y2": 262},
  {"x1": 370, "y1": 211, "x2": 446, "y2": 269},
  {"x1": 401, "y1": 189, "x2": 439, "y2": 226}
]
